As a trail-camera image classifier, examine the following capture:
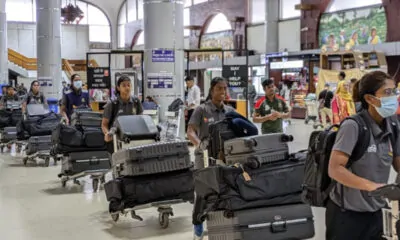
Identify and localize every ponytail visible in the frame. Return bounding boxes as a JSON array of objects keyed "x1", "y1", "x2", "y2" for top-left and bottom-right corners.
[{"x1": 352, "y1": 80, "x2": 360, "y2": 103}]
